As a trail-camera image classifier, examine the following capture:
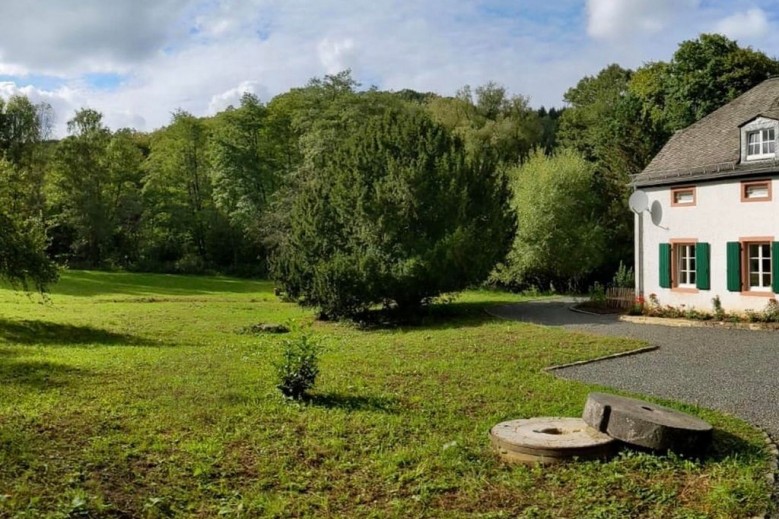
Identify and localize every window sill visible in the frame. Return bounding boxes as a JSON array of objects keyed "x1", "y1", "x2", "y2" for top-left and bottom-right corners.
[
  {"x1": 740, "y1": 290, "x2": 775, "y2": 297},
  {"x1": 745, "y1": 155, "x2": 775, "y2": 161},
  {"x1": 671, "y1": 287, "x2": 699, "y2": 294}
]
